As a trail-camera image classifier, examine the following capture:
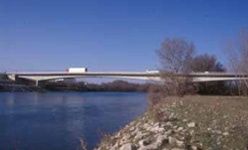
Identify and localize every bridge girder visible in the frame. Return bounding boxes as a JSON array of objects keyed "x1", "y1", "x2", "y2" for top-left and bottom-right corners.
[{"x1": 17, "y1": 75, "x2": 161, "y2": 85}]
